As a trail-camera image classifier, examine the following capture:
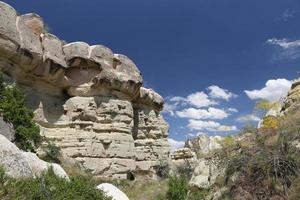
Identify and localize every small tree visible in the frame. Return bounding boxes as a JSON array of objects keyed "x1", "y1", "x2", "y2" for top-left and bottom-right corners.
[{"x1": 0, "y1": 73, "x2": 41, "y2": 151}]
